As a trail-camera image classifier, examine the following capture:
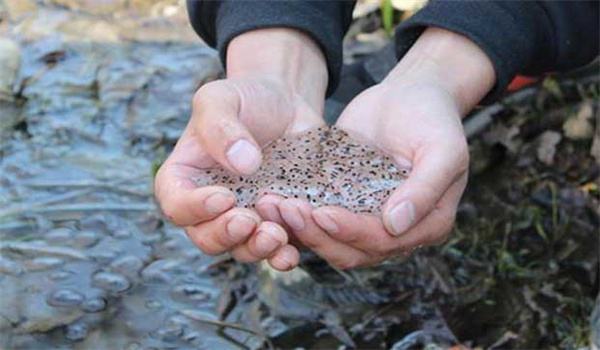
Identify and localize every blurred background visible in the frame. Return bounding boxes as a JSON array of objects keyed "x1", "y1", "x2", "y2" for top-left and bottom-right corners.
[{"x1": 0, "y1": 0, "x2": 598, "y2": 349}]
